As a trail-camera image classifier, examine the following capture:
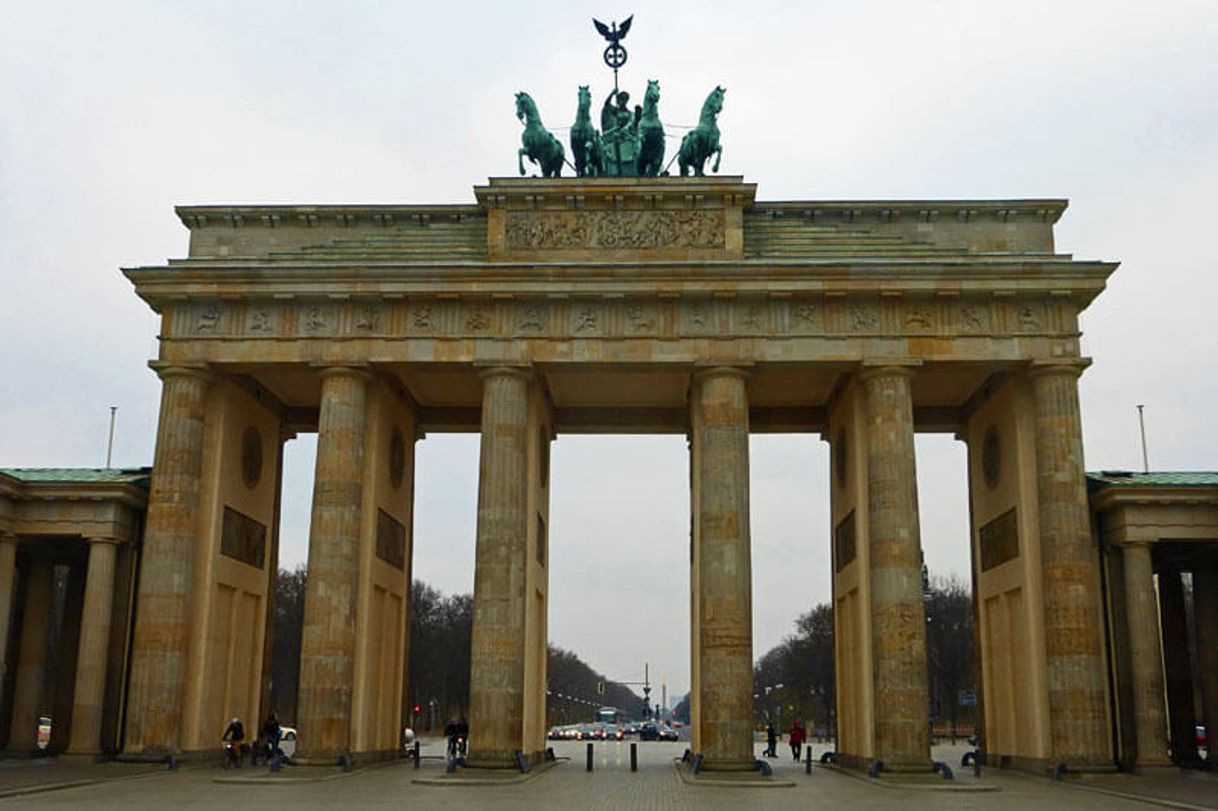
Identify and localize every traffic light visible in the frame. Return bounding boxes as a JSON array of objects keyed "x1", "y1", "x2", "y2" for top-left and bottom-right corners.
[{"x1": 413, "y1": 704, "x2": 421, "y2": 714}]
